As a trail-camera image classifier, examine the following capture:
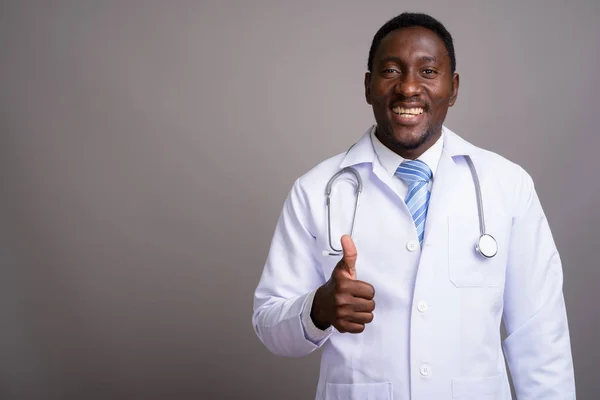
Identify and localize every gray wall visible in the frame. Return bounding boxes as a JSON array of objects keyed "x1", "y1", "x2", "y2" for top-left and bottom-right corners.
[{"x1": 1, "y1": 1, "x2": 598, "y2": 399}]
